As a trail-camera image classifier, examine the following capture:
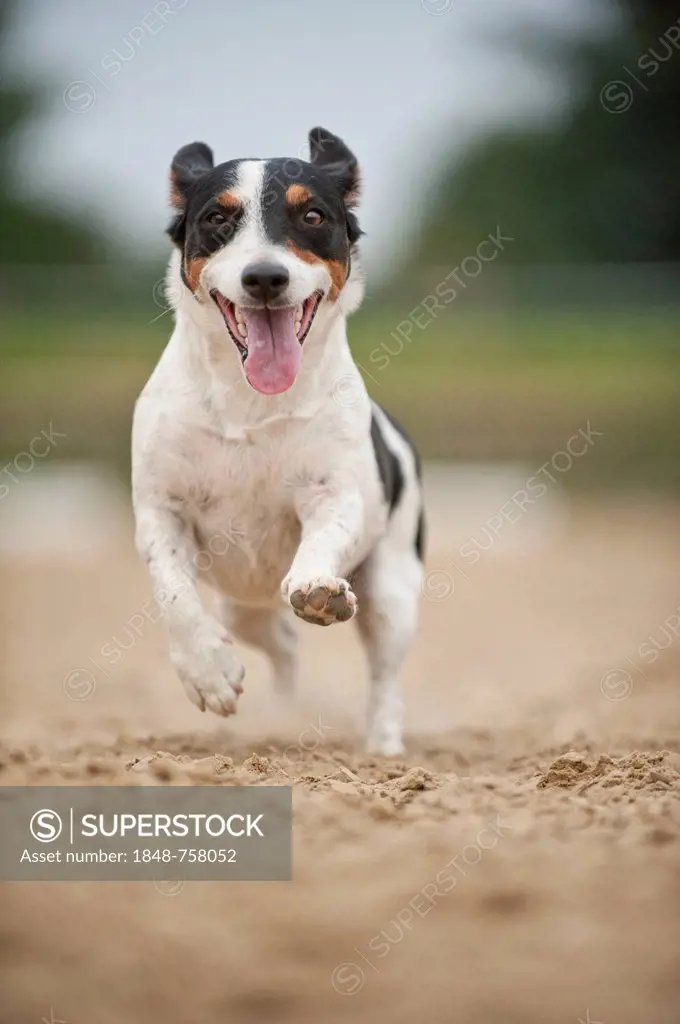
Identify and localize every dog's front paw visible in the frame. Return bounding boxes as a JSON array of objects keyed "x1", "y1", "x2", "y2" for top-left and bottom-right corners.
[
  {"x1": 170, "y1": 619, "x2": 245, "y2": 716},
  {"x1": 283, "y1": 576, "x2": 357, "y2": 626}
]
